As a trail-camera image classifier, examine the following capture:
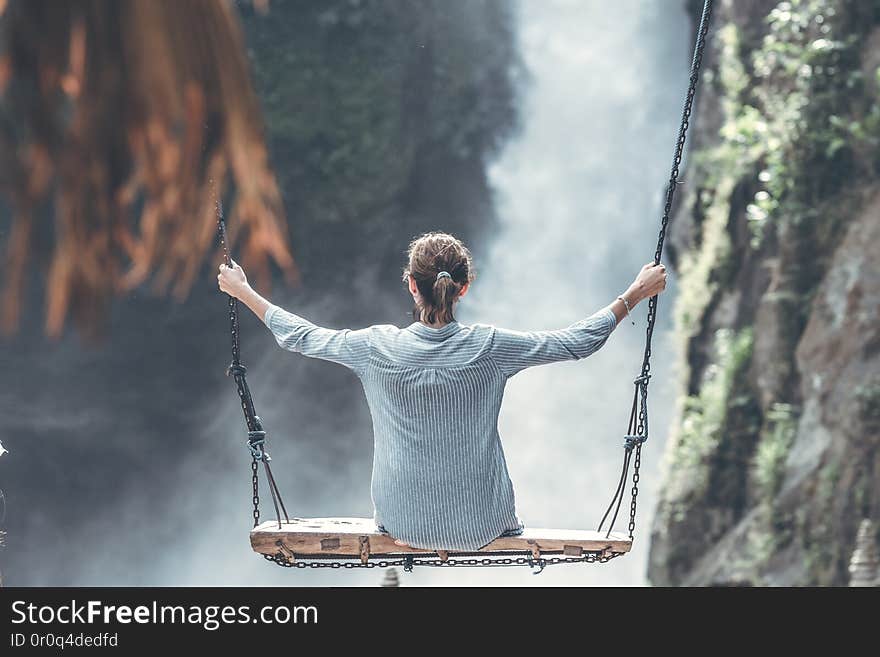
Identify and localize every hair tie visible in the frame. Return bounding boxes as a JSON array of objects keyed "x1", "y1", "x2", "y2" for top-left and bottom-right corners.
[{"x1": 436, "y1": 271, "x2": 452, "y2": 282}]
